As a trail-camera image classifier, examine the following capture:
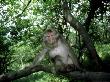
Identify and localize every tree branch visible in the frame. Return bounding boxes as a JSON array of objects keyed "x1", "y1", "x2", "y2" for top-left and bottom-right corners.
[
  {"x1": 16, "y1": 0, "x2": 32, "y2": 18},
  {"x1": 0, "y1": 65, "x2": 51, "y2": 82},
  {"x1": 68, "y1": 71, "x2": 110, "y2": 81},
  {"x1": 84, "y1": 0, "x2": 102, "y2": 32},
  {"x1": 0, "y1": 64, "x2": 110, "y2": 82}
]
